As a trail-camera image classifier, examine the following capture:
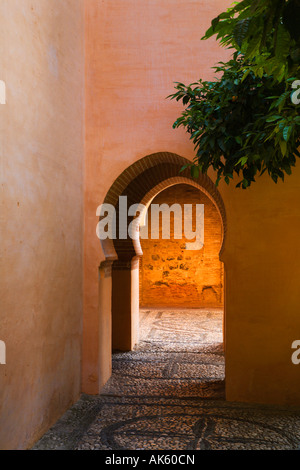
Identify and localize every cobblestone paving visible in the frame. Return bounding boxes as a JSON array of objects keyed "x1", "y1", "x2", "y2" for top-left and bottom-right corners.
[{"x1": 33, "y1": 309, "x2": 300, "y2": 450}]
